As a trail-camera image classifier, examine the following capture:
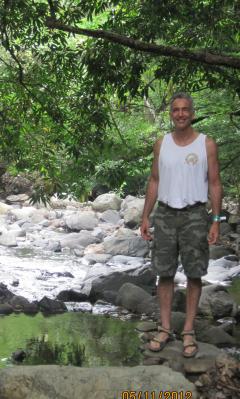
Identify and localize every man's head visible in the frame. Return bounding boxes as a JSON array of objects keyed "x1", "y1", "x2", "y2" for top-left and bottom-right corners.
[{"x1": 170, "y1": 92, "x2": 194, "y2": 131}]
